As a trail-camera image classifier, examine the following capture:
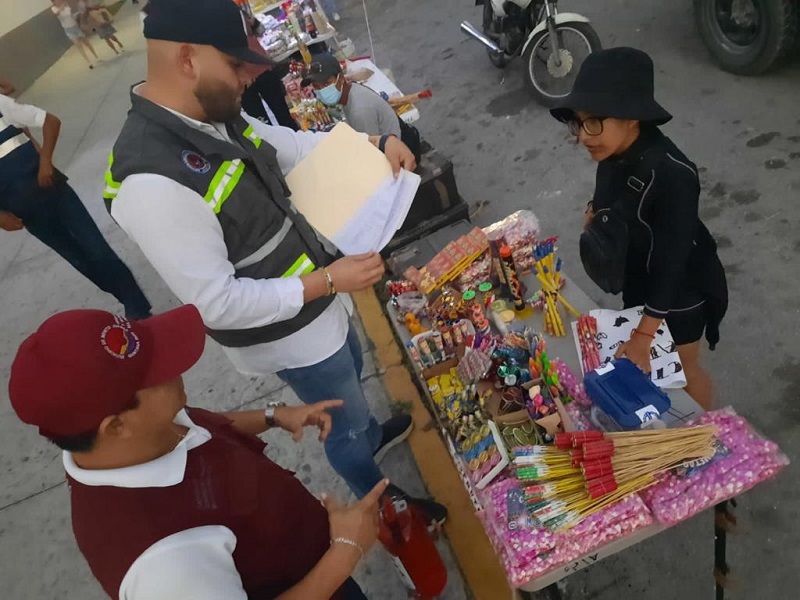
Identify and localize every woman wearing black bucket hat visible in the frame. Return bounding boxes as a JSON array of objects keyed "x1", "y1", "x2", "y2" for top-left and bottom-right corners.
[{"x1": 551, "y1": 47, "x2": 728, "y2": 410}]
